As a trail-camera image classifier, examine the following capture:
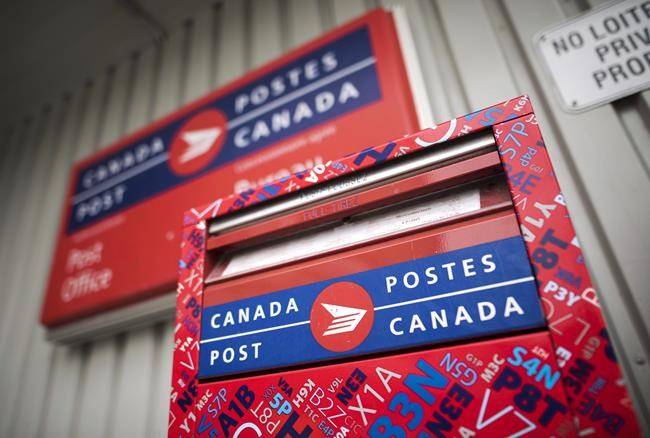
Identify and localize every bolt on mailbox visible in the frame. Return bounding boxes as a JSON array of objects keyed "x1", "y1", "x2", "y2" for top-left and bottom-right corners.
[{"x1": 170, "y1": 95, "x2": 641, "y2": 437}]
